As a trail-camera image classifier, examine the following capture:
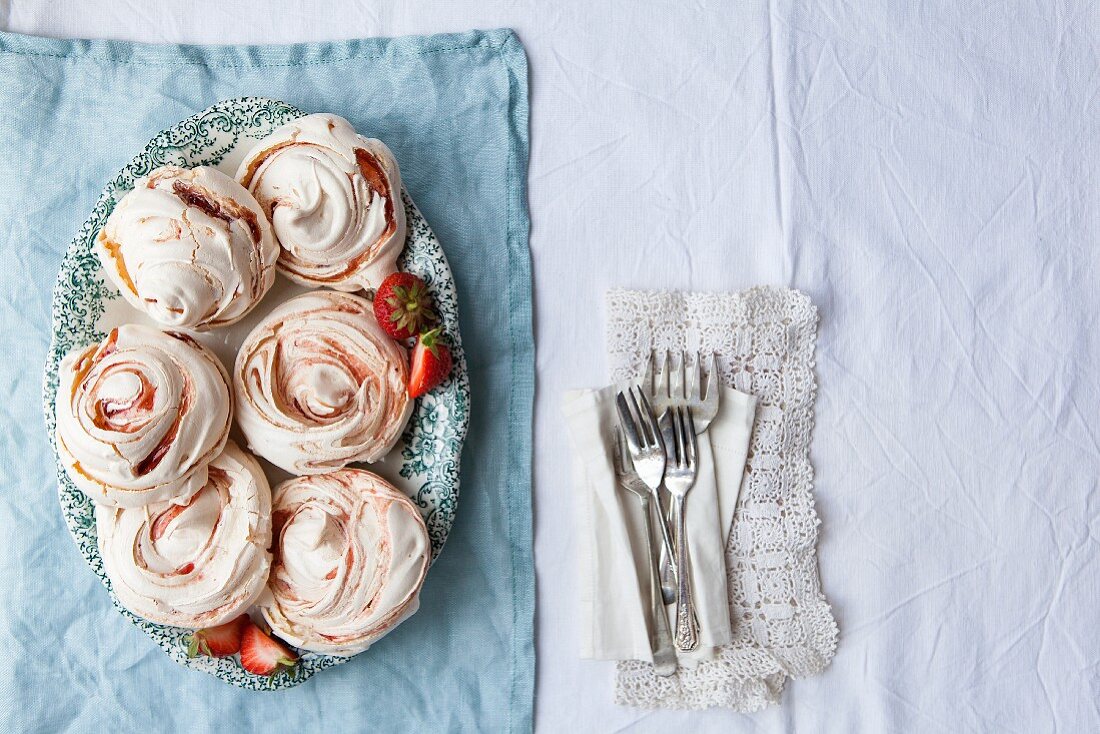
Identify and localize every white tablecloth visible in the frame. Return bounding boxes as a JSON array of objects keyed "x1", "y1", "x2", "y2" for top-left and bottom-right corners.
[{"x1": 6, "y1": 1, "x2": 1097, "y2": 731}]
